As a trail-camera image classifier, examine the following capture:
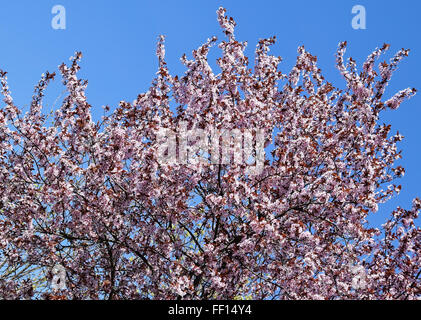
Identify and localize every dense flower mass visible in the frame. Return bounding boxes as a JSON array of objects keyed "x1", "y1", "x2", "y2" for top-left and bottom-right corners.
[{"x1": 0, "y1": 7, "x2": 419, "y2": 300}]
